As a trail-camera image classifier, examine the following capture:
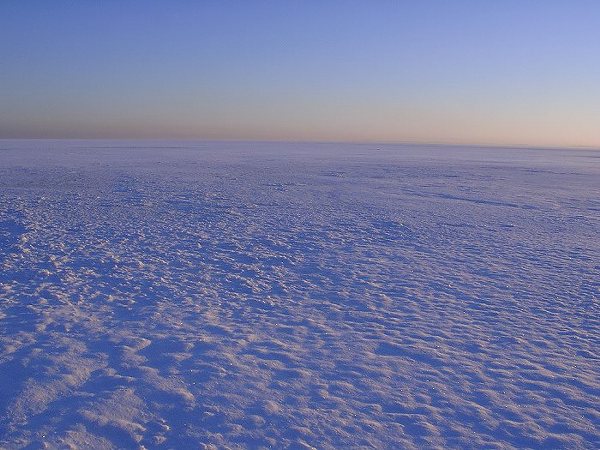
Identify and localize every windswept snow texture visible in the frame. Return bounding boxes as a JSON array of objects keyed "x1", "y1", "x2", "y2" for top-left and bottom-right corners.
[{"x1": 0, "y1": 141, "x2": 599, "y2": 449}]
